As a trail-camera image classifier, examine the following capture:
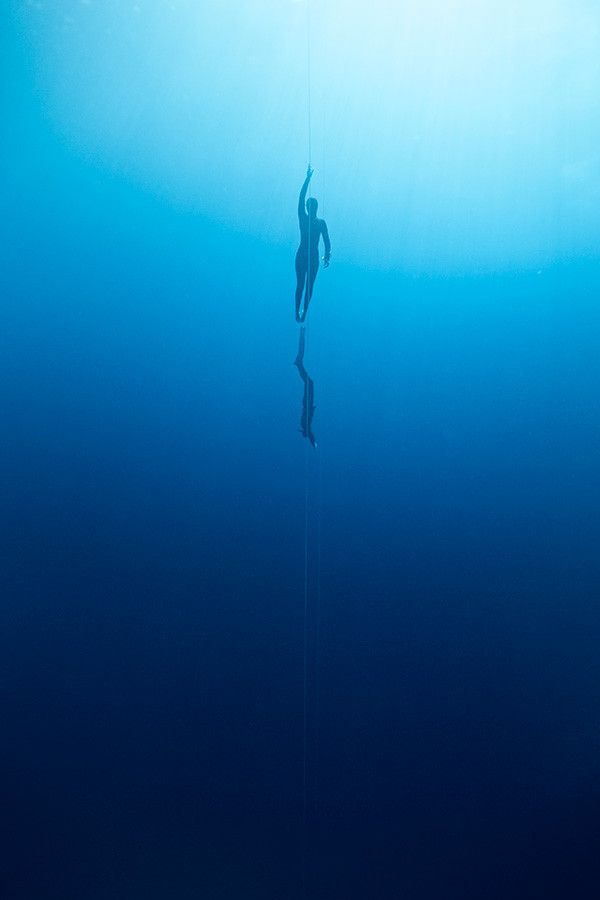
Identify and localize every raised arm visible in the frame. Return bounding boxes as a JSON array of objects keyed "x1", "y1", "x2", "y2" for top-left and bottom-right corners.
[
  {"x1": 298, "y1": 166, "x2": 313, "y2": 219},
  {"x1": 321, "y1": 220, "x2": 331, "y2": 266}
]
